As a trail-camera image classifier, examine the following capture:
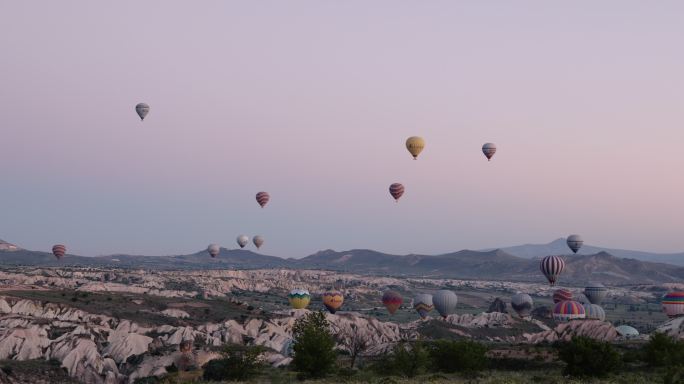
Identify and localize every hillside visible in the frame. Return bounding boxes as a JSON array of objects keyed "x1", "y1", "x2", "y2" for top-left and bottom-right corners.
[
  {"x1": 497, "y1": 238, "x2": 684, "y2": 266},
  {"x1": 2, "y1": 242, "x2": 684, "y2": 285}
]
